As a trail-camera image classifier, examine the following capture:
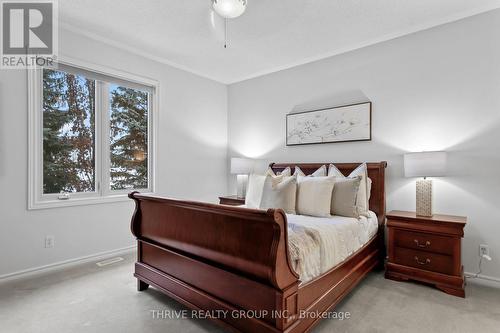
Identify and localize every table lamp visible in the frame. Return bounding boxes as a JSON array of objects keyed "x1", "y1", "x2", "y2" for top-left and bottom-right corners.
[
  {"x1": 404, "y1": 151, "x2": 447, "y2": 217},
  {"x1": 230, "y1": 157, "x2": 254, "y2": 199}
]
